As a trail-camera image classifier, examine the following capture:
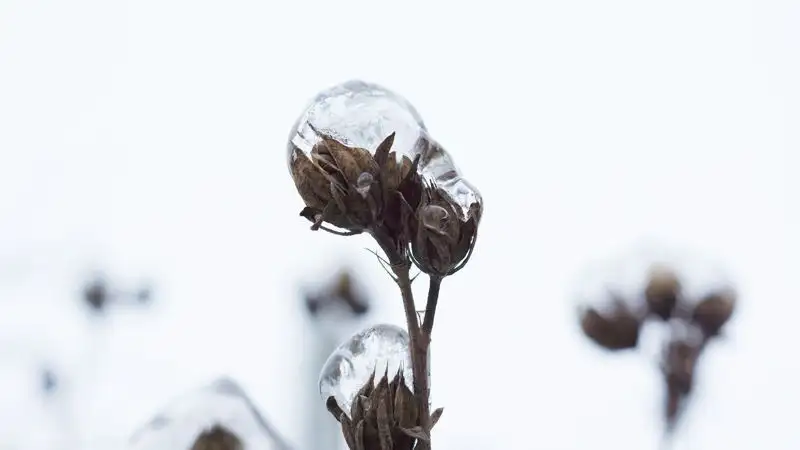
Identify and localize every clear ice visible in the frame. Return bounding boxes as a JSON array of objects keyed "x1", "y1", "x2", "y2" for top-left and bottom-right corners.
[
  {"x1": 318, "y1": 323, "x2": 413, "y2": 416},
  {"x1": 288, "y1": 80, "x2": 482, "y2": 221},
  {"x1": 128, "y1": 377, "x2": 290, "y2": 450}
]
